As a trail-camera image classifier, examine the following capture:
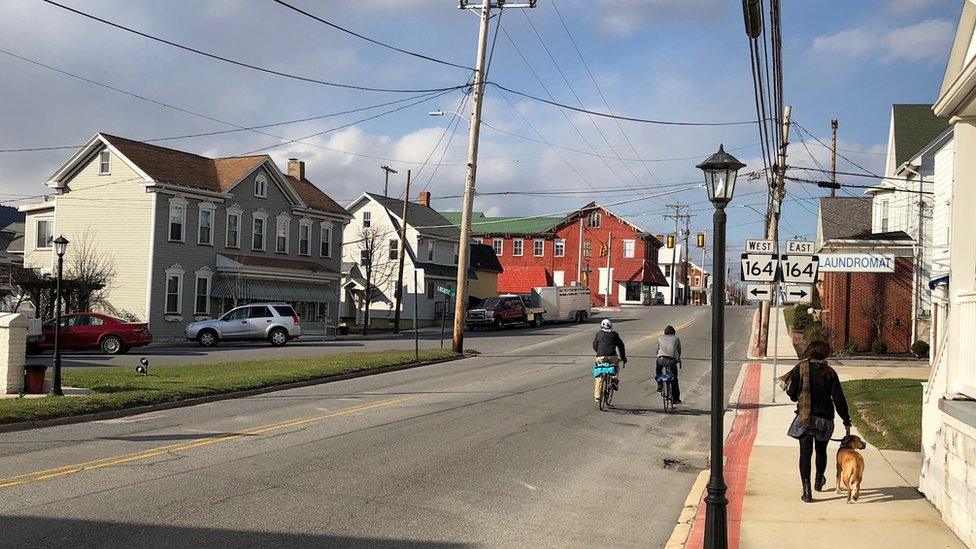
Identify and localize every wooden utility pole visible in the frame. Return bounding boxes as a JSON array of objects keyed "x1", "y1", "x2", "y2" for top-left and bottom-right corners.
[
  {"x1": 682, "y1": 215, "x2": 693, "y2": 306},
  {"x1": 381, "y1": 165, "x2": 398, "y2": 197},
  {"x1": 393, "y1": 170, "x2": 411, "y2": 332},
  {"x1": 757, "y1": 105, "x2": 792, "y2": 357},
  {"x1": 664, "y1": 203, "x2": 688, "y2": 305},
  {"x1": 452, "y1": 0, "x2": 537, "y2": 354},
  {"x1": 830, "y1": 119, "x2": 838, "y2": 197}
]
